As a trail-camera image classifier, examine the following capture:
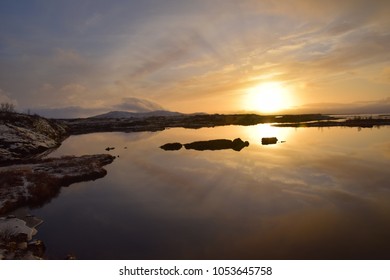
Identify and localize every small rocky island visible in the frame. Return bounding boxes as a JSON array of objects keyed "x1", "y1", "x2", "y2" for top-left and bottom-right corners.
[
  {"x1": 261, "y1": 137, "x2": 278, "y2": 145},
  {"x1": 161, "y1": 138, "x2": 250, "y2": 151}
]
